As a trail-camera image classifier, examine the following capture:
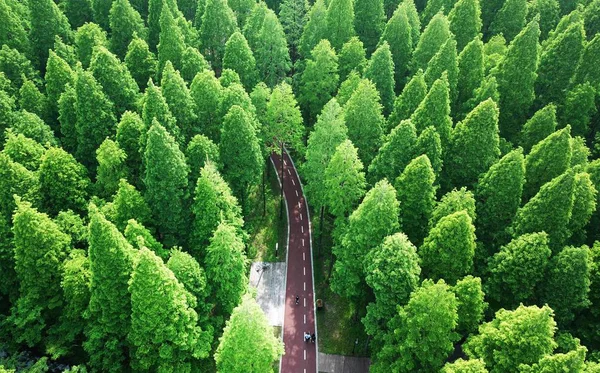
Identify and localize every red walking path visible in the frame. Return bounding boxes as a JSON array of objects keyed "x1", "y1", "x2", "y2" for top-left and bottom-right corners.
[{"x1": 271, "y1": 150, "x2": 318, "y2": 373}]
